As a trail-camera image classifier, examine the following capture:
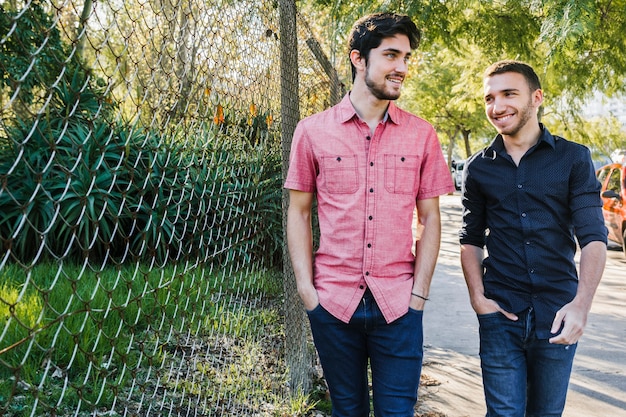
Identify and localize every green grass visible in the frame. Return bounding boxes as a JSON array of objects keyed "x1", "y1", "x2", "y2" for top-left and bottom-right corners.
[{"x1": 0, "y1": 262, "x2": 298, "y2": 416}]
